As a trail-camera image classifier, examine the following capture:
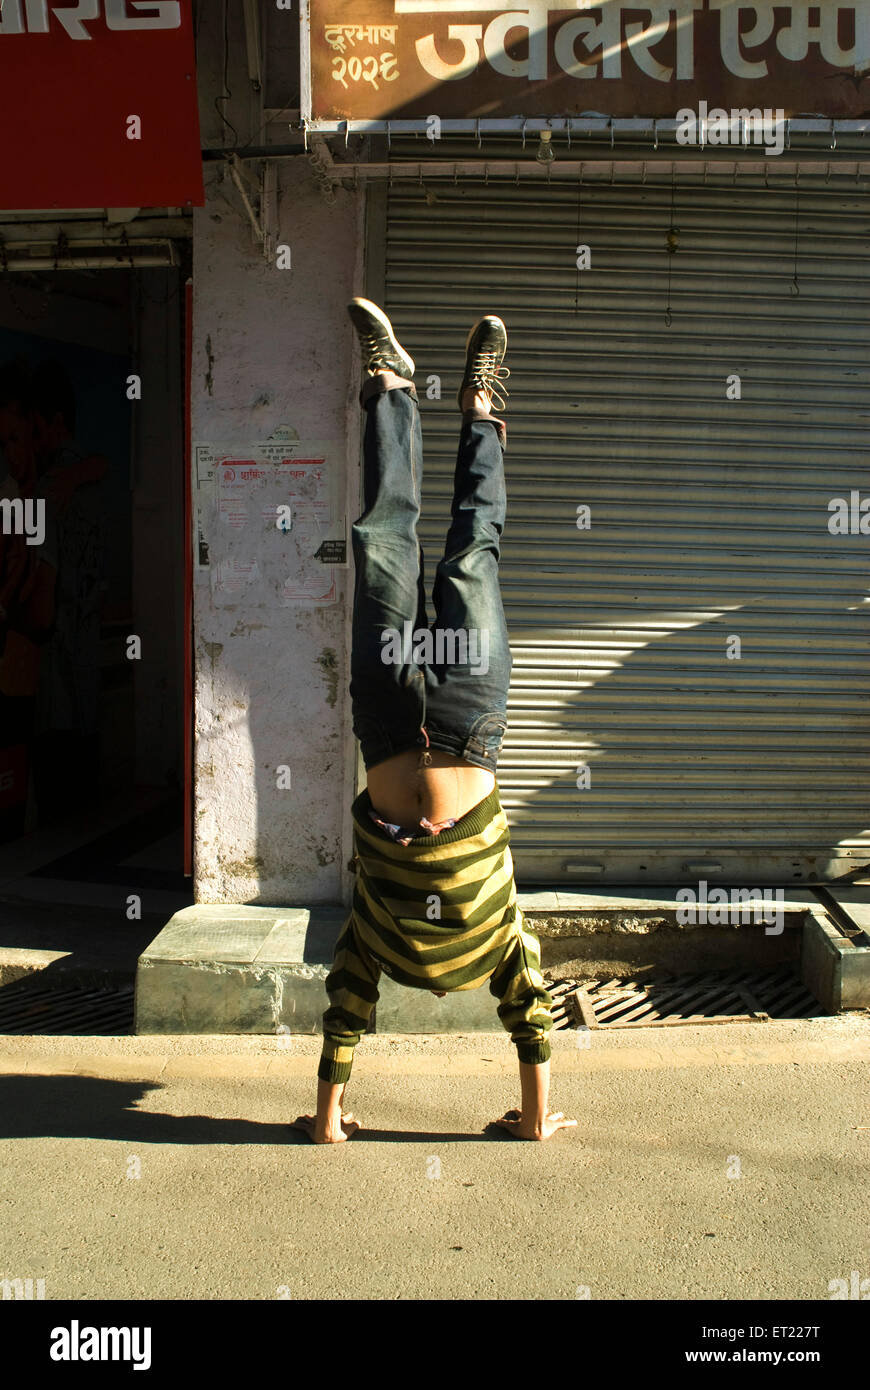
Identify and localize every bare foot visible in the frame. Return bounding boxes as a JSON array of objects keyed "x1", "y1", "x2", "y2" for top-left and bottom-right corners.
[
  {"x1": 291, "y1": 1113, "x2": 361, "y2": 1144},
  {"x1": 494, "y1": 1108, "x2": 577, "y2": 1141}
]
